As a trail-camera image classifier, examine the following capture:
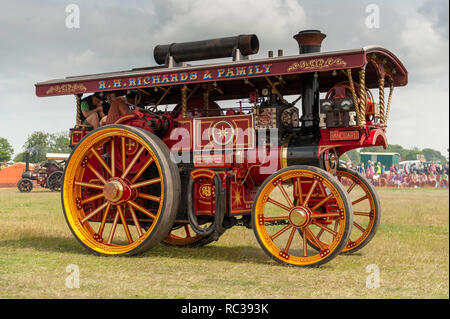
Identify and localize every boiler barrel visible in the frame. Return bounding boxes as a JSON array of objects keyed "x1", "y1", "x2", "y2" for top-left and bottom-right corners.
[{"x1": 153, "y1": 34, "x2": 259, "y2": 65}]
